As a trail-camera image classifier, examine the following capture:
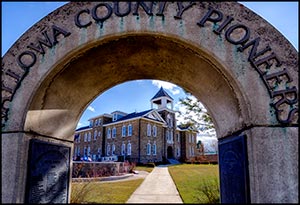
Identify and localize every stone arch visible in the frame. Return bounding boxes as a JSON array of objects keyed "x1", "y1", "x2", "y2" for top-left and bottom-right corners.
[{"x1": 2, "y1": 2, "x2": 298, "y2": 203}]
